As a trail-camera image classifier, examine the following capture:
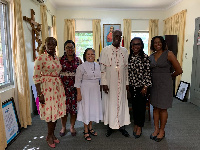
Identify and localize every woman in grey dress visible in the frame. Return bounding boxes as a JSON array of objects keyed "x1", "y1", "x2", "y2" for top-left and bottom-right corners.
[{"x1": 149, "y1": 36, "x2": 182, "y2": 142}]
